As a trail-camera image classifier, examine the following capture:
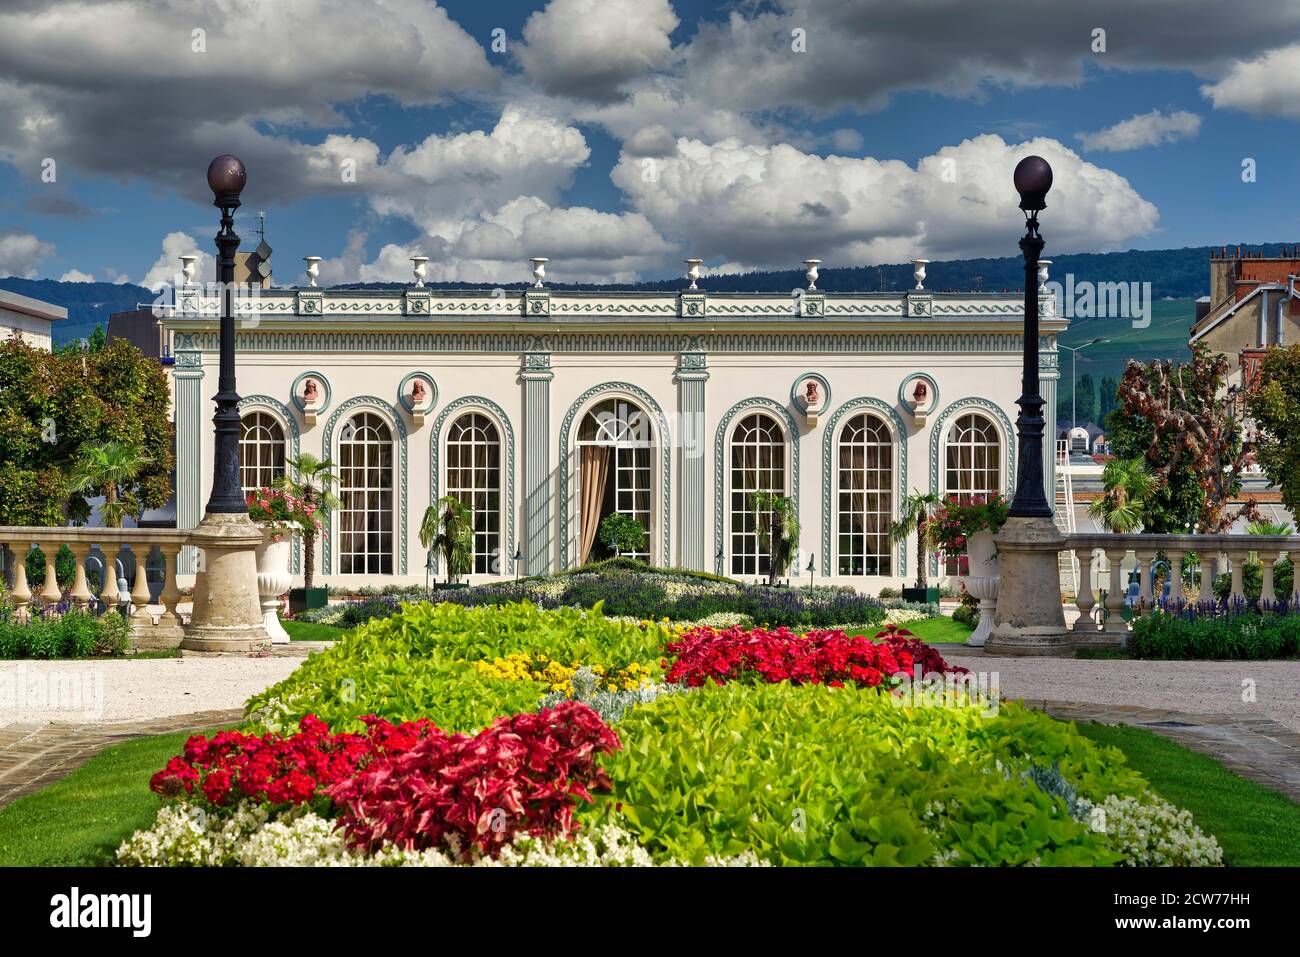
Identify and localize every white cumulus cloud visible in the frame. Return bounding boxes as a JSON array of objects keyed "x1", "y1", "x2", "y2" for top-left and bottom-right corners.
[
  {"x1": 139, "y1": 232, "x2": 211, "y2": 290},
  {"x1": 0, "y1": 232, "x2": 55, "y2": 278},
  {"x1": 1078, "y1": 110, "x2": 1201, "y2": 152}
]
